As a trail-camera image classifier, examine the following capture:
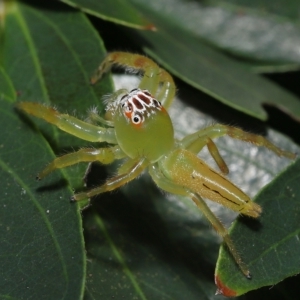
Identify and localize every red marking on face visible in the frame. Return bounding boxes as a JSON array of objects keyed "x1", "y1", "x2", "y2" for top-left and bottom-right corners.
[
  {"x1": 124, "y1": 102, "x2": 133, "y2": 119},
  {"x1": 131, "y1": 118, "x2": 143, "y2": 129},
  {"x1": 160, "y1": 106, "x2": 168, "y2": 113},
  {"x1": 125, "y1": 111, "x2": 132, "y2": 119}
]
